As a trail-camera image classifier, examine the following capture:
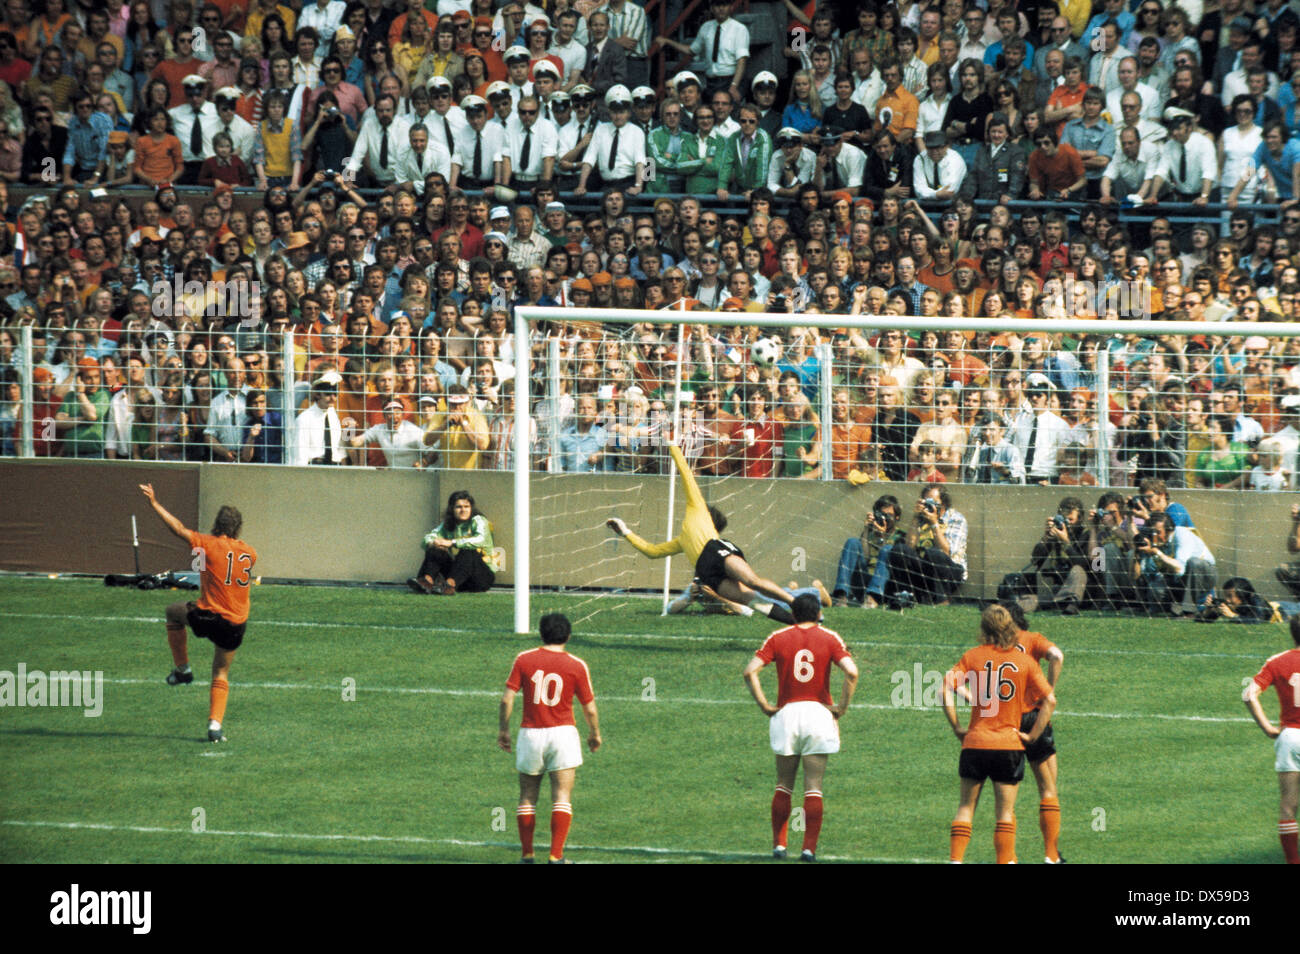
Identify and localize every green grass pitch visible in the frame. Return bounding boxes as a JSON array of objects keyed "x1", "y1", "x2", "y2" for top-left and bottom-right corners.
[{"x1": 0, "y1": 577, "x2": 1290, "y2": 864}]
